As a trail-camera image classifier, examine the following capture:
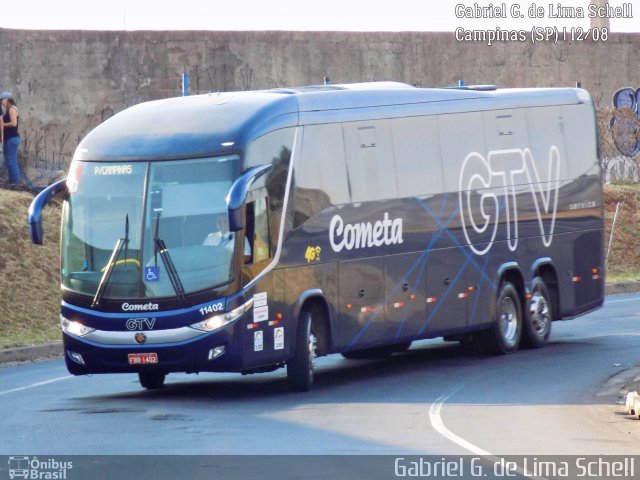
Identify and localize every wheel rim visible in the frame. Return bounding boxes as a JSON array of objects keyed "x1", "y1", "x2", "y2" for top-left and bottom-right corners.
[
  {"x1": 499, "y1": 295, "x2": 519, "y2": 348},
  {"x1": 529, "y1": 291, "x2": 550, "y2": 338},
  {"x1": 307, "y1": 329, "x2": 317, "y2": 383}
]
